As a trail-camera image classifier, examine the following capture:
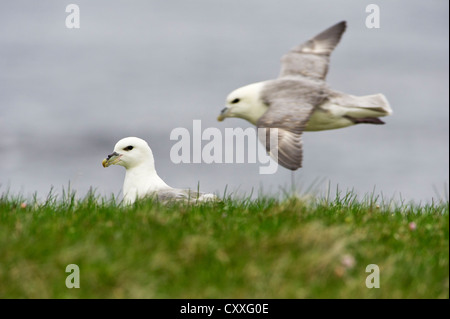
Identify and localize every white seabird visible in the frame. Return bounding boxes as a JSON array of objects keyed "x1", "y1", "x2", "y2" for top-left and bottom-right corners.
[
  {"x1": 102, "y1": 137, "x2": 218, "y2": 204},
  {"x1": 217, "y1": 21, "x2": 392, "y2": 170}
]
